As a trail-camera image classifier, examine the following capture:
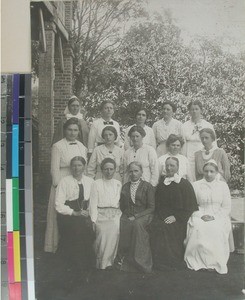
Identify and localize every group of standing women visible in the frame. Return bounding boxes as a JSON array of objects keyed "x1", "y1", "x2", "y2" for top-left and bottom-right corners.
[{"x1": 44, "y1": 95, "x2": 233, "y2": 275}]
